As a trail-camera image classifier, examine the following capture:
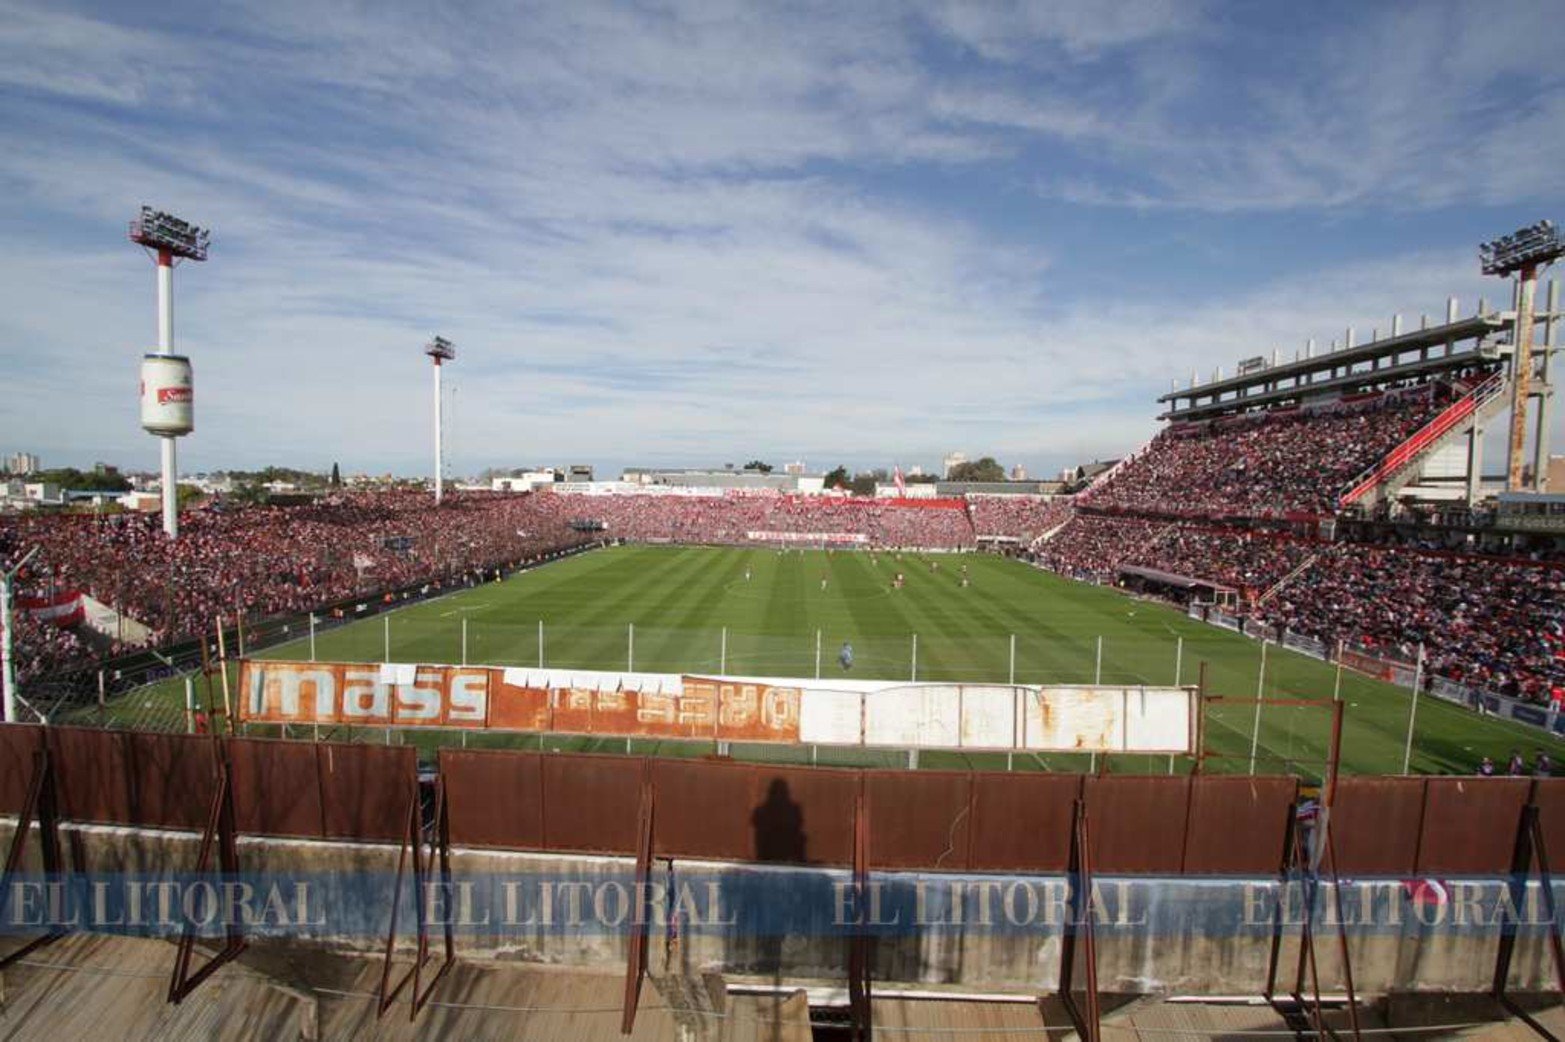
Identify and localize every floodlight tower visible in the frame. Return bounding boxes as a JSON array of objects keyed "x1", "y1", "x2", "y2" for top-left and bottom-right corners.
[
  {"x1": 1480, "y1": 220, "x2": 1563, "y2": 492},
  {"x1": 129, "y1": 206, "x2": 210, "y2": 538},
  {"x1": 425, "y1": 336, "x2": 456, "y2": 503}
]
